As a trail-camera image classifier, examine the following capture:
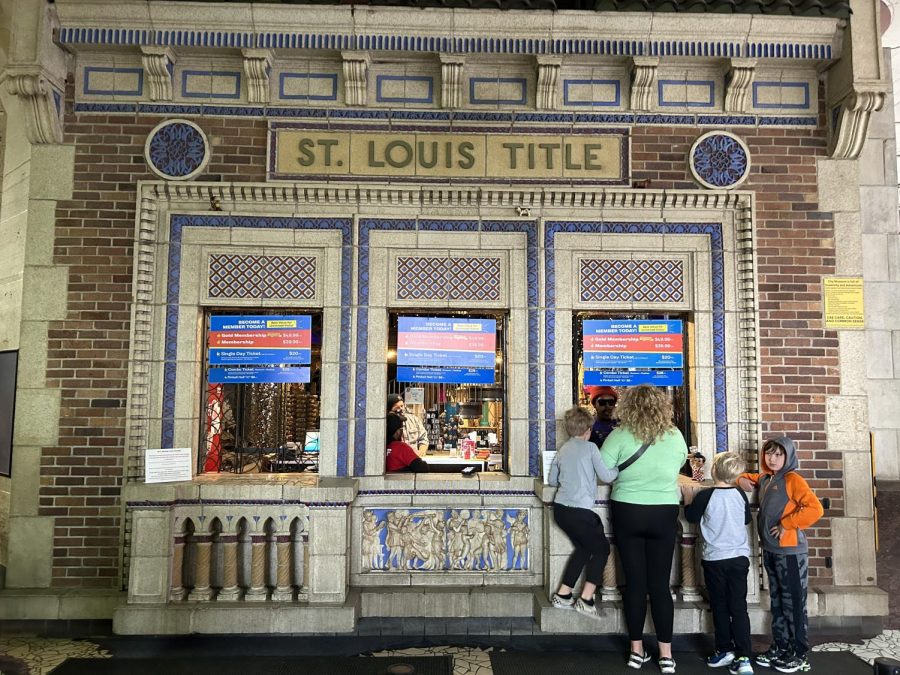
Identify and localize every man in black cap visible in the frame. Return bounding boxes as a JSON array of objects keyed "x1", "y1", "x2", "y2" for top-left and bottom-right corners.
[{"x1": 387, "y1": 393, "x2": 429, "y2": 456}]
